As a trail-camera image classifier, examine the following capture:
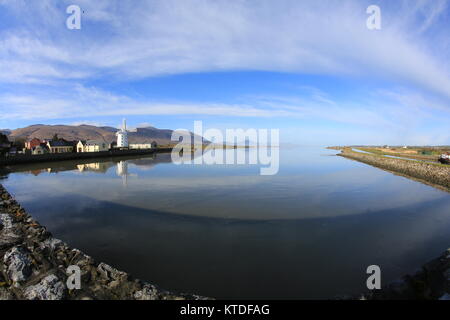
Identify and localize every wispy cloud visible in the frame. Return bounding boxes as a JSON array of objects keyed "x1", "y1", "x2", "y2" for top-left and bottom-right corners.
[
  {"x1": 0, "y1": 84, "x2": 300, "y2": 121},
  {"x1": 0, "y1": 0, "x2": 449, "y2": 98}
]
